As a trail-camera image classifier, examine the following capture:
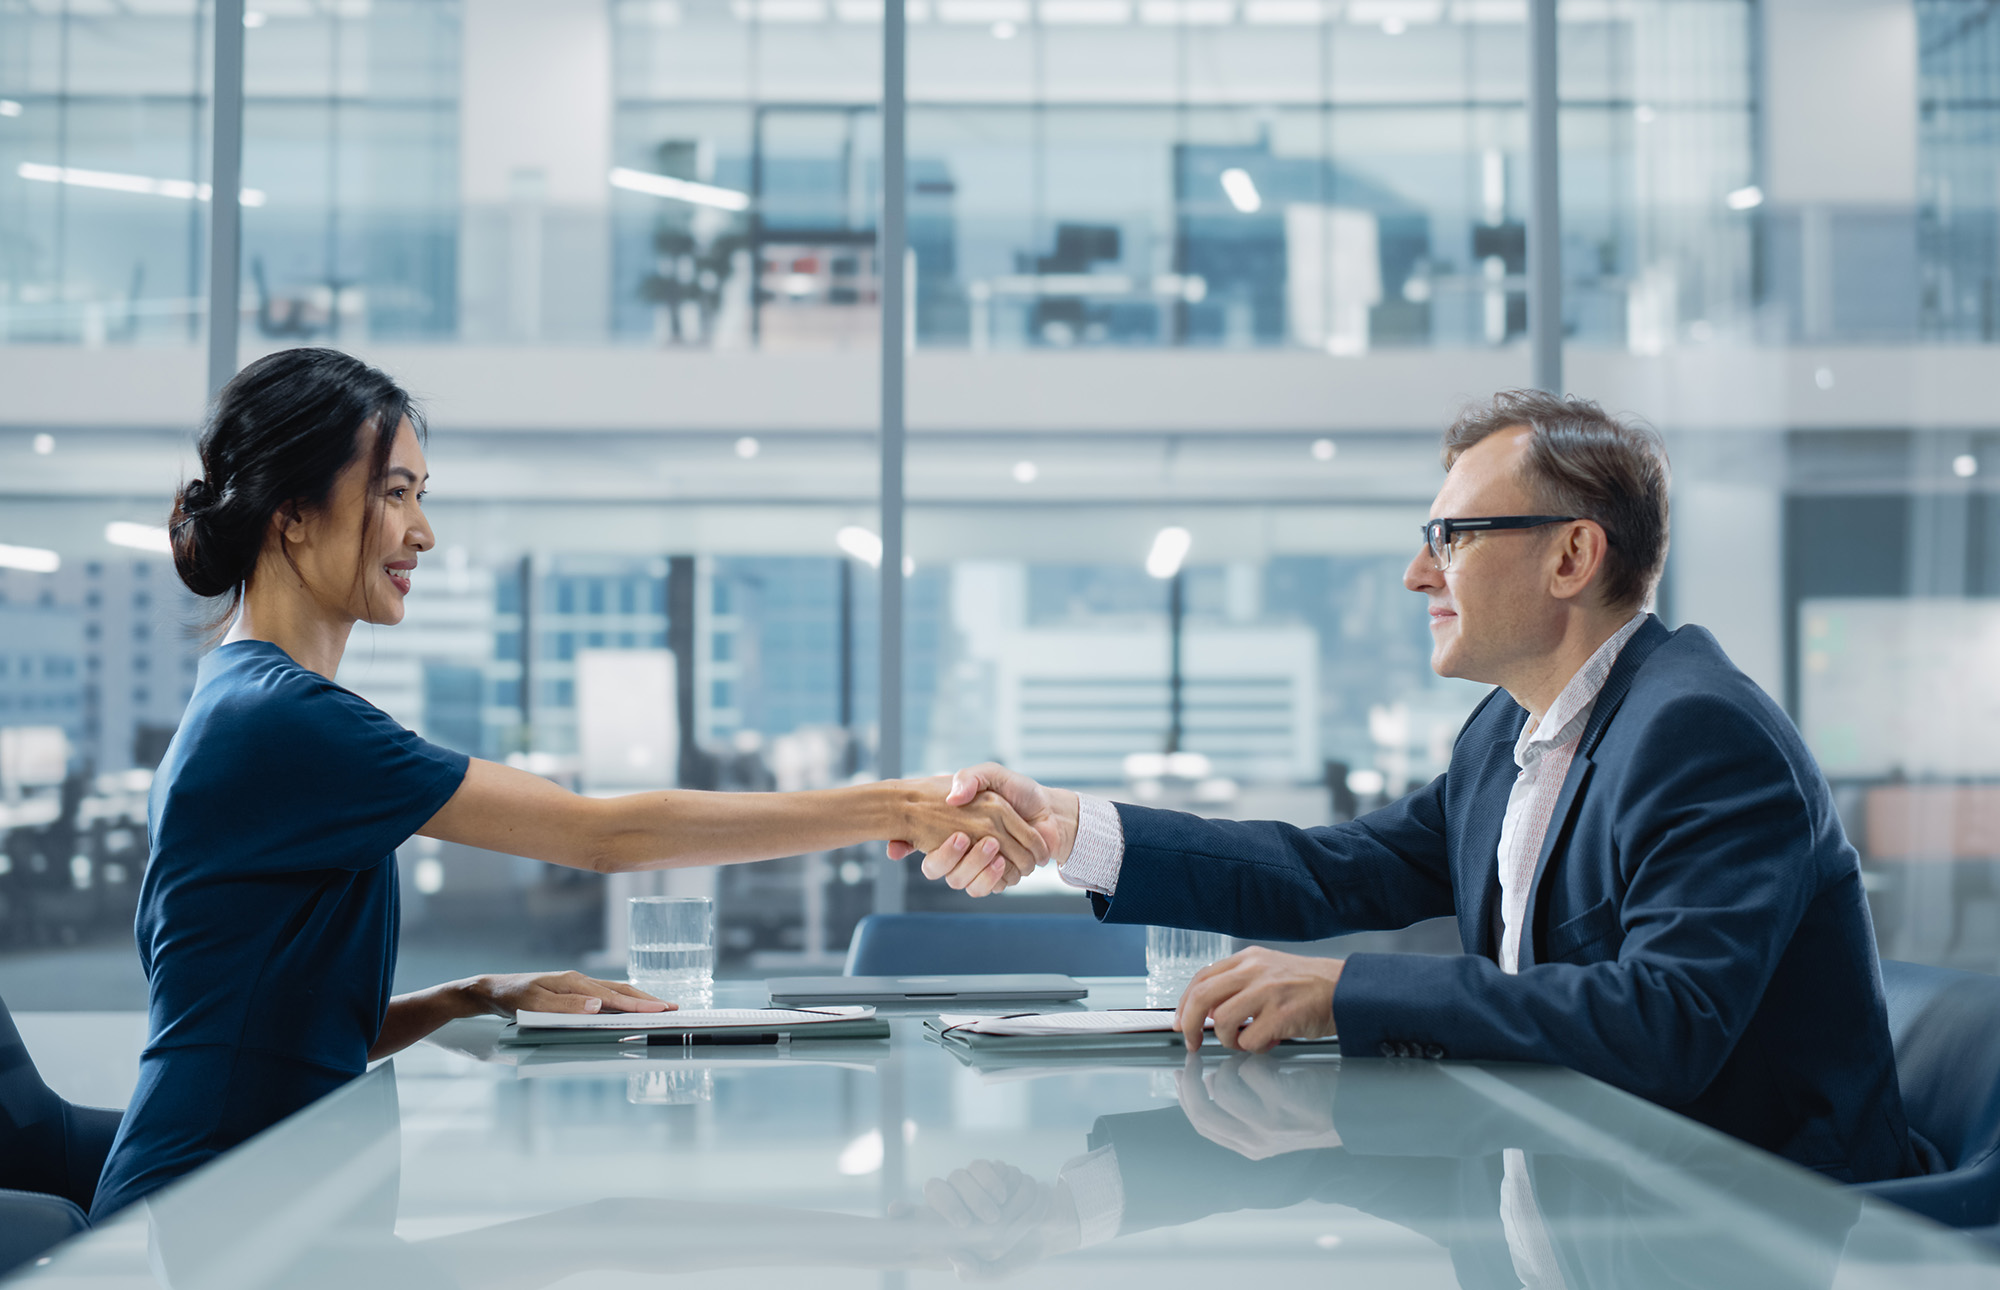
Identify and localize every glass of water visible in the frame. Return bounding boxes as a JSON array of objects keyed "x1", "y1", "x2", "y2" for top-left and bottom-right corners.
[
  {"x1": 1146, "y1": 925, "x2": 1233, "y2": 1006},
  {"x1": 628, "y1": 896, "x2": 715, "y2": 1008}
]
